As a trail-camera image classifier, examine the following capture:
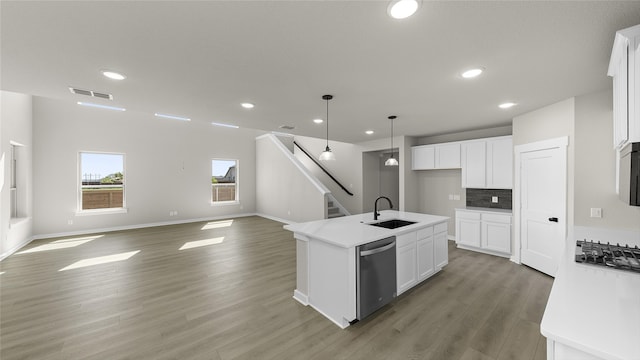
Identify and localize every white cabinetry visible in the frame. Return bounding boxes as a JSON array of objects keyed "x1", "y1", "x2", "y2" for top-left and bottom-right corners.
[
  {"x1": 608, "y1": 24, "x2": 640, "y2": 149},
  {"x1": 396, "y1": 221, "x2": 448, "y2": 295},
  {"x1": 396, "y1": 232, "x2": 417, "y2": 294},
  {"x1": 416, "y1": 227, "x2": 434, "y2": 282},
  {"x1": 435, "y1": 143, "x2": 461, "y2": 169},
  {"x1": 461, "y1": 141, "x2": 486, "y2": 188},
  {"x1": 461, "y1": 136, "x2": 512, "y2": 189},
  {"x1": 412, "y1": 142, "x2": 460, "y2": 170},
  {"x1": 455, "y1": 211, "x2": 481, "y2": 247},
  {"x1": 433, "y1": 222, "x2": 449, "y2": 269},
  {"x1": 412, "y1": 145, "x2": 435, "y2": 170},
  {"x1": 455, "y1": 209, "x2": 512, "y2": 257}
]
